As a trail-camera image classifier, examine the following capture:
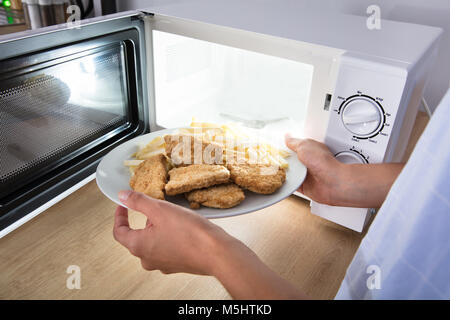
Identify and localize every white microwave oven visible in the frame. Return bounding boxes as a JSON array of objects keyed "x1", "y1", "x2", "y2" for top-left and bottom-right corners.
[{"x1": 0, "y1": 0, "x2": 442, "y2": 236}]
